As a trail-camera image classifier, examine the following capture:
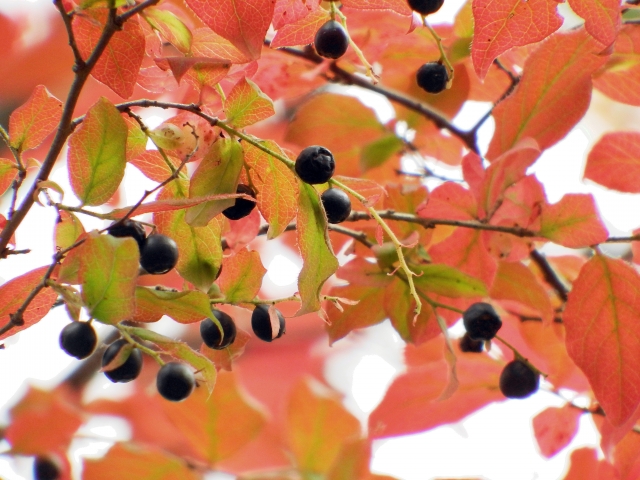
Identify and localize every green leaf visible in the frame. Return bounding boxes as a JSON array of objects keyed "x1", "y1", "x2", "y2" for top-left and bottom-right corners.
[
  {"x1": 224, "y1": 78, "x2": 275, "y2": 128},
  {"x1": 144, "y1": 8, "x2": 193, "y2": 54},
  {"x1": 68, "y1": 97, "x2": 127, "y2": 206},
  {"x1": 413, "y1": 264, "x2": 488, "y2": 298},
  {"x1": 128, "y1": 327, "x2": 217, "y2": 392},
  {"x1": 78, "y1": 232, "x2": 138, "y2": 324},
  {"x1": 185, "y1": 138, "x2": 244, "y2": 226},
  {"x1": 0, "y1": 158, "x2": 17, "y2": 196},
  {"x1": 296, "y1": 181, "x2": 339, "y2": 315},
  {"x1": 134, "y1": 286, "x2": 215, "y2": 324},
  {"x1": 54, "y1": 211, "x2": 85, "y2": 251},
  {"x1": 360, "y1": 134, "x2": 403, "y2": 171}
]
